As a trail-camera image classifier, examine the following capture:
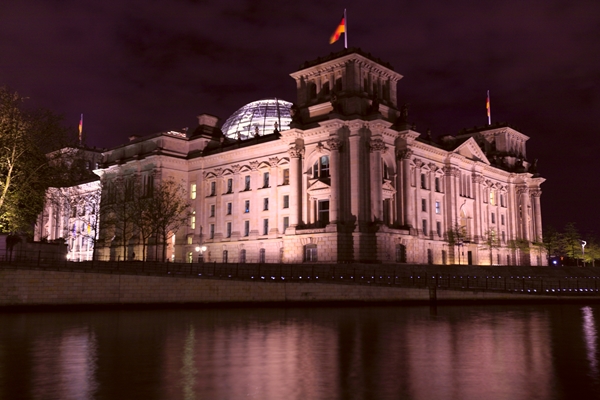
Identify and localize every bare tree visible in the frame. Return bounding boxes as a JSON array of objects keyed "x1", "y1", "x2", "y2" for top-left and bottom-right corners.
[
  {"x1": 144, "y1": 178, "x2": 191, "y2": 262},
  {"x1": 446, "y1": 222, "x2": 468, "y2": 265},
  {"x1": 481, "y1": 228, "x2": 501, "y2": 265}
]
